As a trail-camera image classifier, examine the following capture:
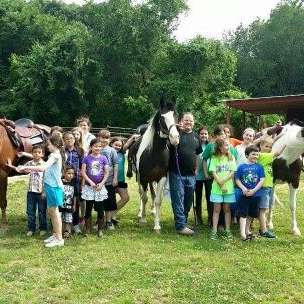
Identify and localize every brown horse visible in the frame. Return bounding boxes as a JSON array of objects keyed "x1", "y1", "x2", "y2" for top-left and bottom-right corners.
[
  {"x1": 0, "y1": 119, "x2": 50, "y2": 229},
  {"x1": 0, "y1": 124, "x2": 17, "y2": 228}
]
